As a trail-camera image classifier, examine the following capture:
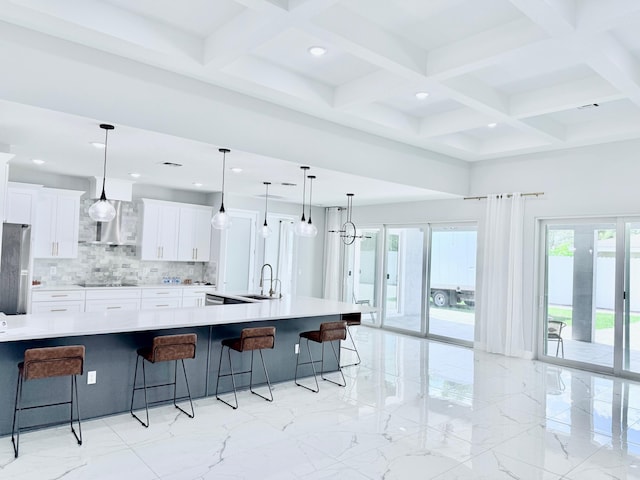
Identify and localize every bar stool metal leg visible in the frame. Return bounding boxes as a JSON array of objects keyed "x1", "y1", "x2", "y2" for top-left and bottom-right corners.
[
  {"x1": 294, "y1": 337, "x2": 320, "y2": 393},
  {"x1": 174, "y1": 359, "x2": 194, "y2": 418},
  {"x1": 341, "y1": 325, "x2": 361, "y2": 367},
  {"x1": 11, "y1": 372, "x2": 24, "y2": 458},
  {"x1": 70, "y1": 375, "x2": 82, "y2": 445},
  {"x1": 216, "y1": 345, "x2": 239, "y2": 409},
  {"x1": 130, "y1": 355, "x2": 150, "y2": 428},
  {"x1": 321, "y1": 341, "x2": 347, "y2": 387},
  {"x1": 249, "y1": 350, "x2": 273, "y2": 402}
]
